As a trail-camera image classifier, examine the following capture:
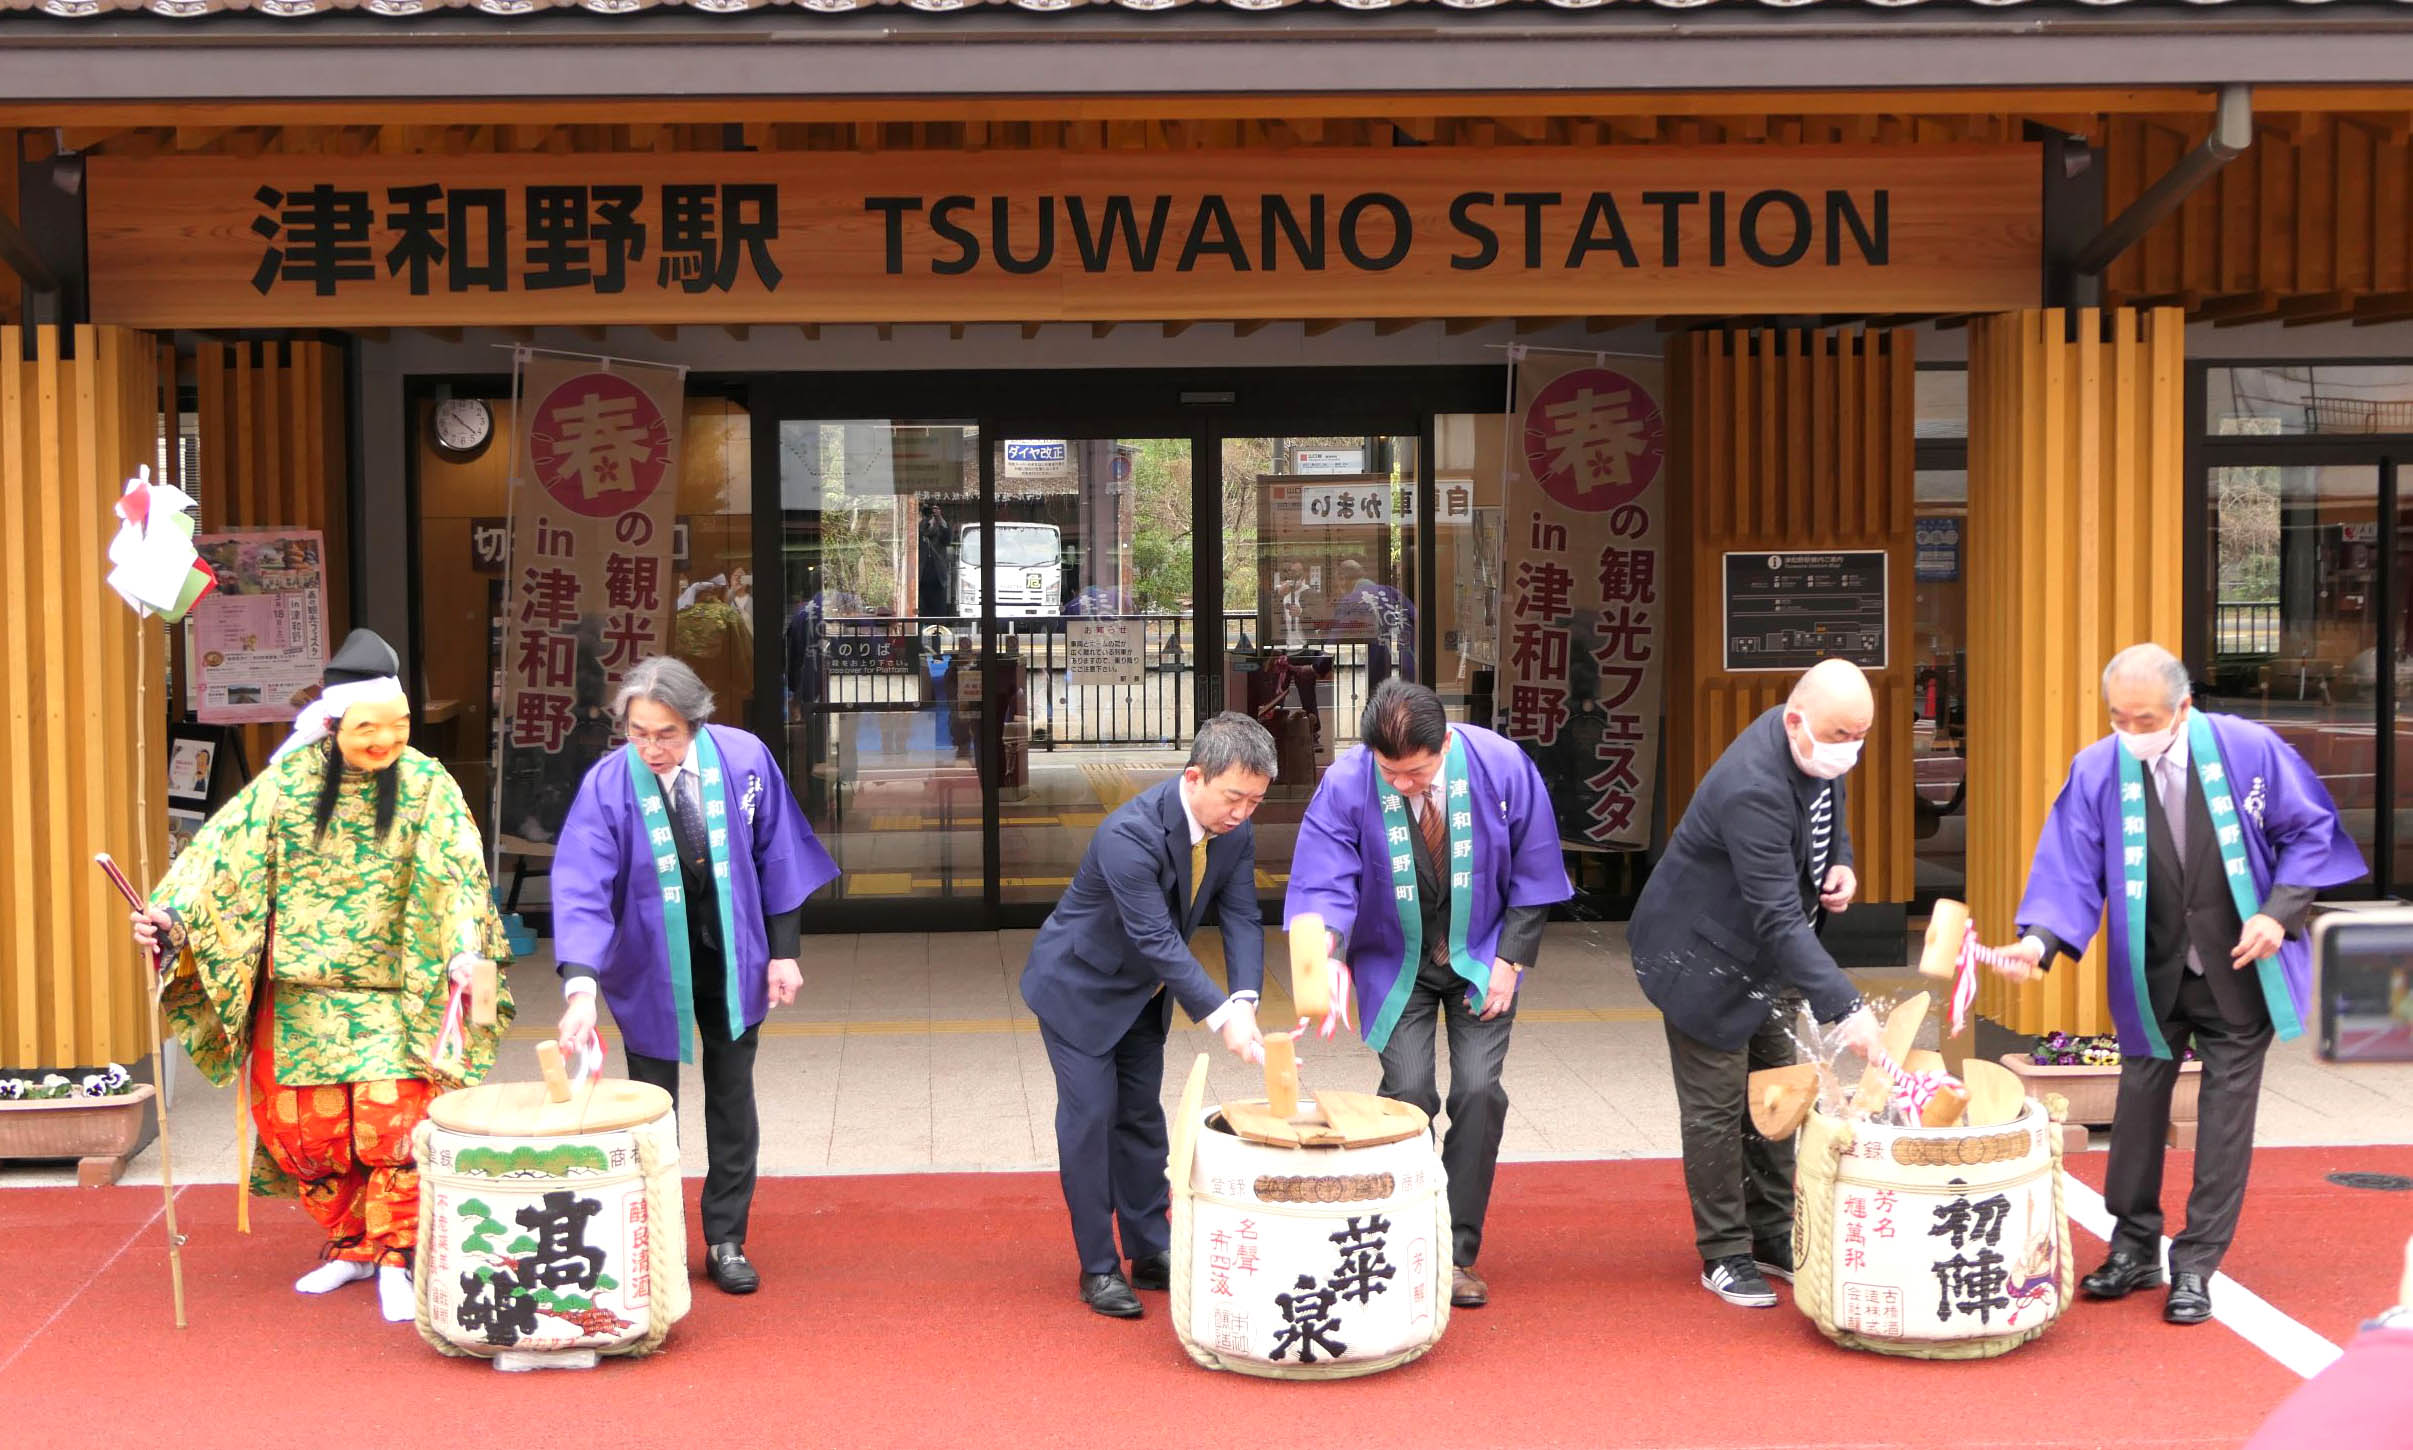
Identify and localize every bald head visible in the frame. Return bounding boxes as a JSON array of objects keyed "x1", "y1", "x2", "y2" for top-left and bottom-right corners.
[
  {"x1": 1784, "y1": 658, "x2": 1874, "y2": 779},
  {"x1": 1789, "y1": 658, "x2": 1875, "y2": 727}
]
